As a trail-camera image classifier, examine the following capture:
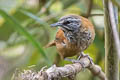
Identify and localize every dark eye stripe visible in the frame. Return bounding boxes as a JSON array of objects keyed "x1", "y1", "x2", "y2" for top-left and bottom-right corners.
[{"x1": 63, "y1": 21, "x2": 70, "y2": 25}]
